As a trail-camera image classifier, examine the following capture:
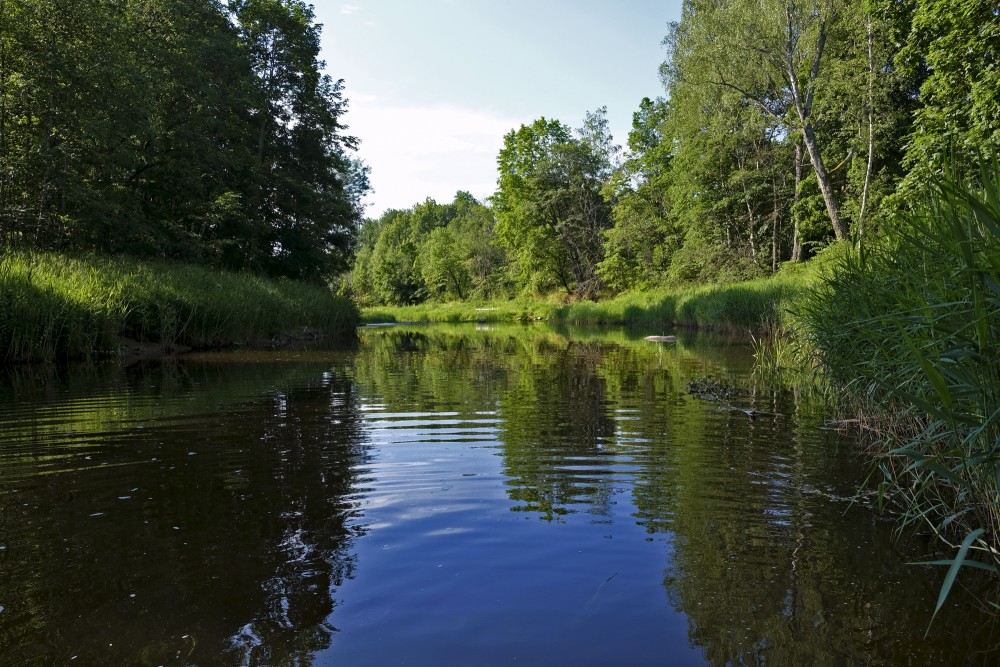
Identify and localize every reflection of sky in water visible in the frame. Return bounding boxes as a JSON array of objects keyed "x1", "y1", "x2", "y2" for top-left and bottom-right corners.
[{"x1": 0, "y1": 326, "x2": 997, "y2": 665}]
